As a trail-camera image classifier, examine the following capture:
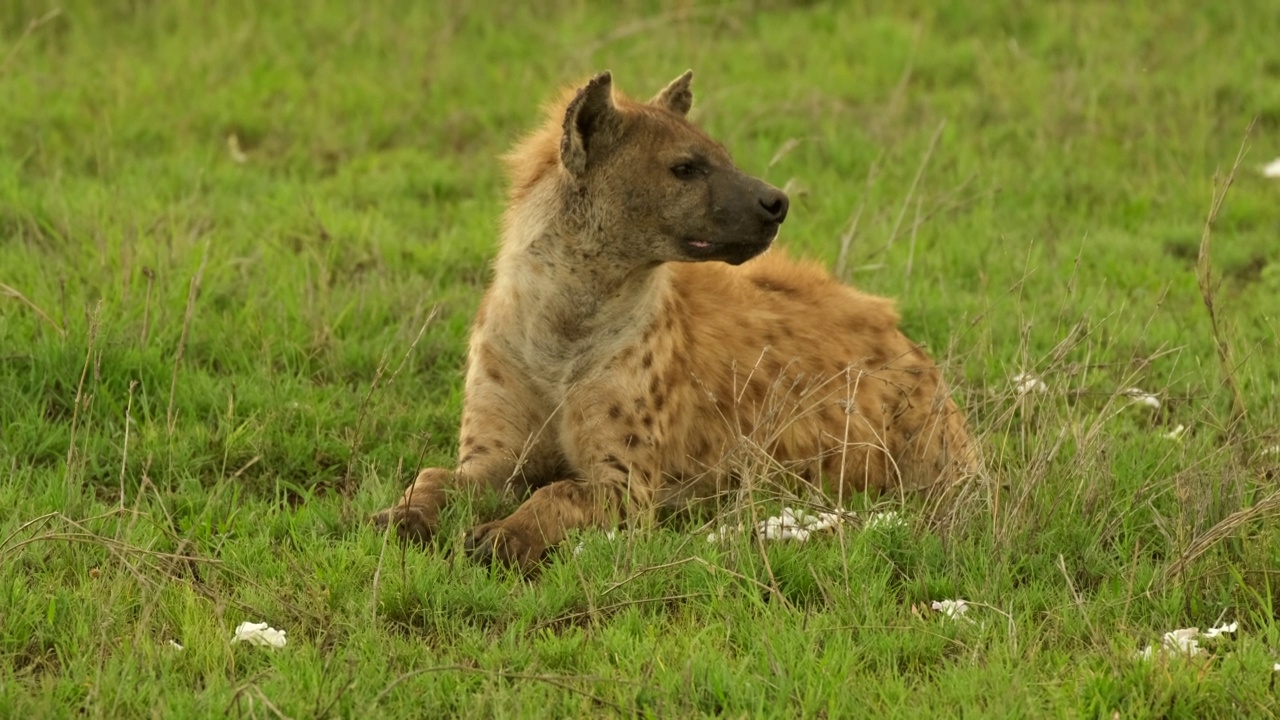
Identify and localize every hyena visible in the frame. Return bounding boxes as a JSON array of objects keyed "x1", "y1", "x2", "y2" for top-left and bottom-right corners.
[{"x1": 373, "y1": 71, "x2": 978, "y2": 571}]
